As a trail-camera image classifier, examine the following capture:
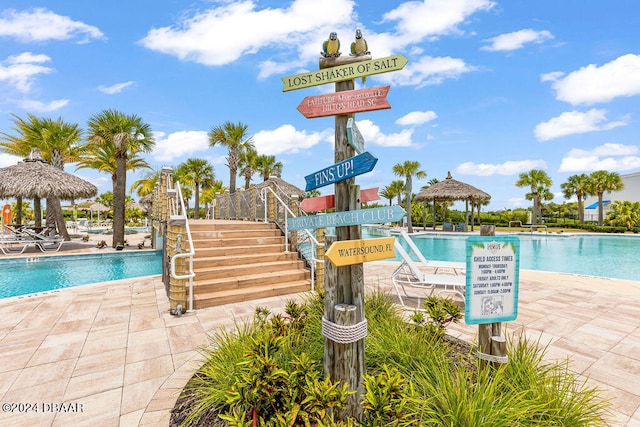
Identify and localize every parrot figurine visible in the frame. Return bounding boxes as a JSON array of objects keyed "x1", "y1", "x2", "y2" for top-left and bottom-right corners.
[
  {"x1": 321, "y1": 32, "x2": 341, "y2": 58},
  {"x1": 350, "y1": 29, "x2": 370, "y2": 56}
]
